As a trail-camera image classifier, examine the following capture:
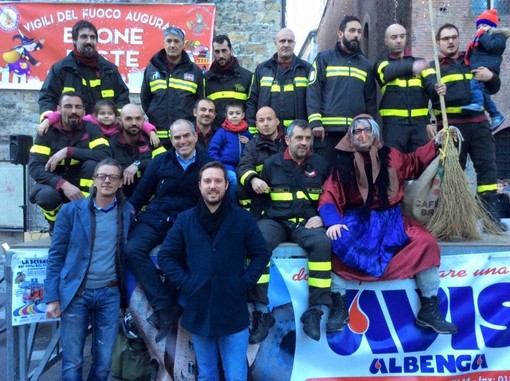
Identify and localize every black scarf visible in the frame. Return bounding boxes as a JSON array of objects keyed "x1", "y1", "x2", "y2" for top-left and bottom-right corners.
[{"x1": 198, "y1": 197, "x2": 231, "y2": 238}]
